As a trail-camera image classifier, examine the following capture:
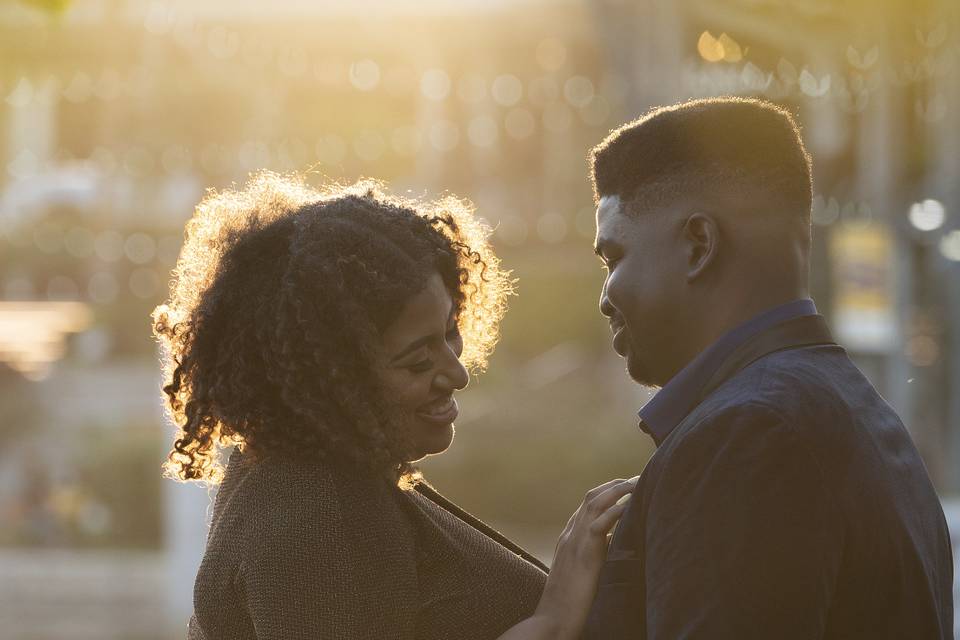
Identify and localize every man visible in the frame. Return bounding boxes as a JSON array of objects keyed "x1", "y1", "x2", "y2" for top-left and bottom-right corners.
[{"x1": 583, "y1": 97, "x2": 954, "y2": 639}]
